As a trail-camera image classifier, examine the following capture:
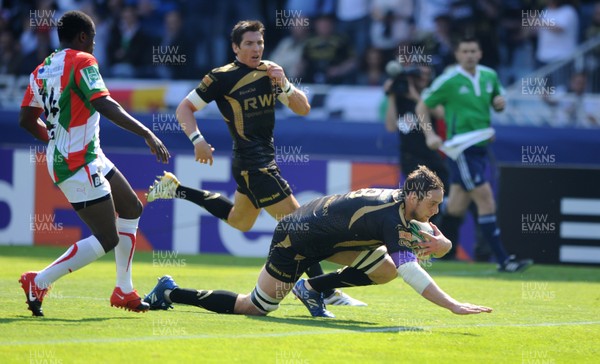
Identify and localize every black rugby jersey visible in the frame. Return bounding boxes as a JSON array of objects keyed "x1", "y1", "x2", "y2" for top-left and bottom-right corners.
[
  {"x1": 274, "y1": 188, "x2": 419, "y2": 258},
  {"x1": 194, "y1": 59, "x2": 283, "y2": 169}
]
